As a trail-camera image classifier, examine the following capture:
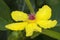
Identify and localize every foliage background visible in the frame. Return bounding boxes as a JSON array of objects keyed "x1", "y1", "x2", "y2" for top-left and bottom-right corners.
[{"x1": 0, "y1": 0, "x2": 60, "y2": 40}]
